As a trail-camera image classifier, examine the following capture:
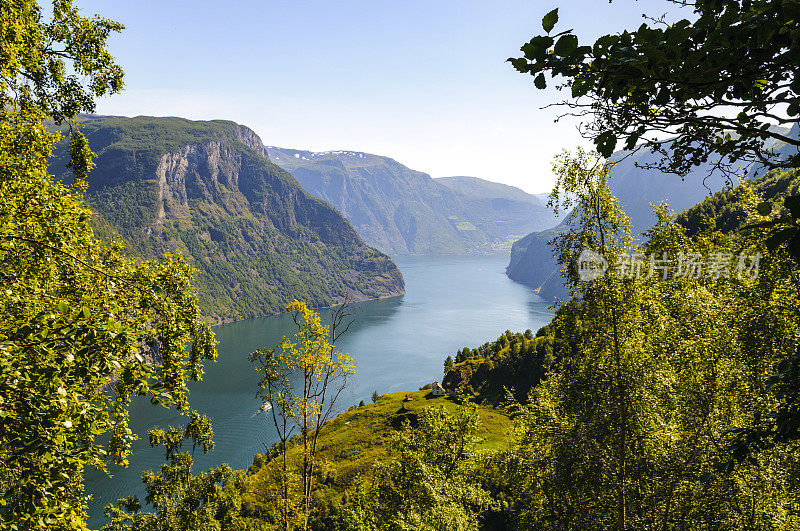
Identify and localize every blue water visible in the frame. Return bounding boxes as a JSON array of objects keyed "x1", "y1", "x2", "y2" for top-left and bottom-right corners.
[{"x1": 85, "y1": 254, "x2": 553, "y2": 527}]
